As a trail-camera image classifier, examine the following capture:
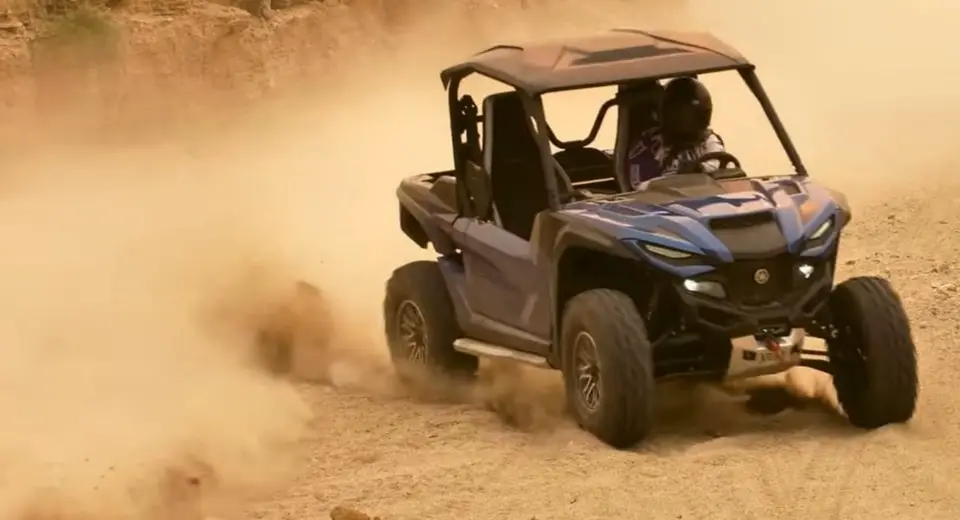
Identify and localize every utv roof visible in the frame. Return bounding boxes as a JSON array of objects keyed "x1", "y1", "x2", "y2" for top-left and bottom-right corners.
[{"x1": 440, "y1": 28, "x2": 752, "y2": 95}]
